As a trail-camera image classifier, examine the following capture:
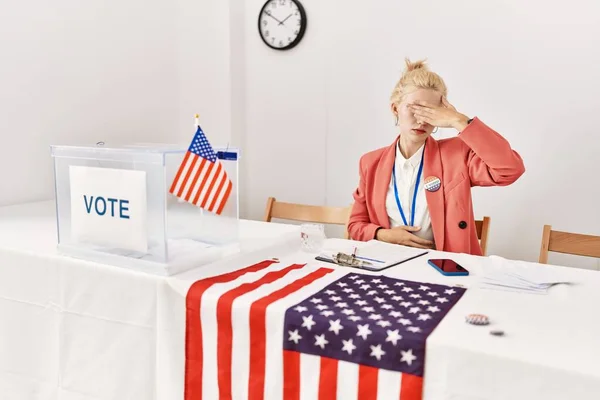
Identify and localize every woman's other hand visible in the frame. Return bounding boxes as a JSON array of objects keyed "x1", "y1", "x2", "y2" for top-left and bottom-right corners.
[{"x1": 376, "y1": 226, "x2": 435, "y2": 249}]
